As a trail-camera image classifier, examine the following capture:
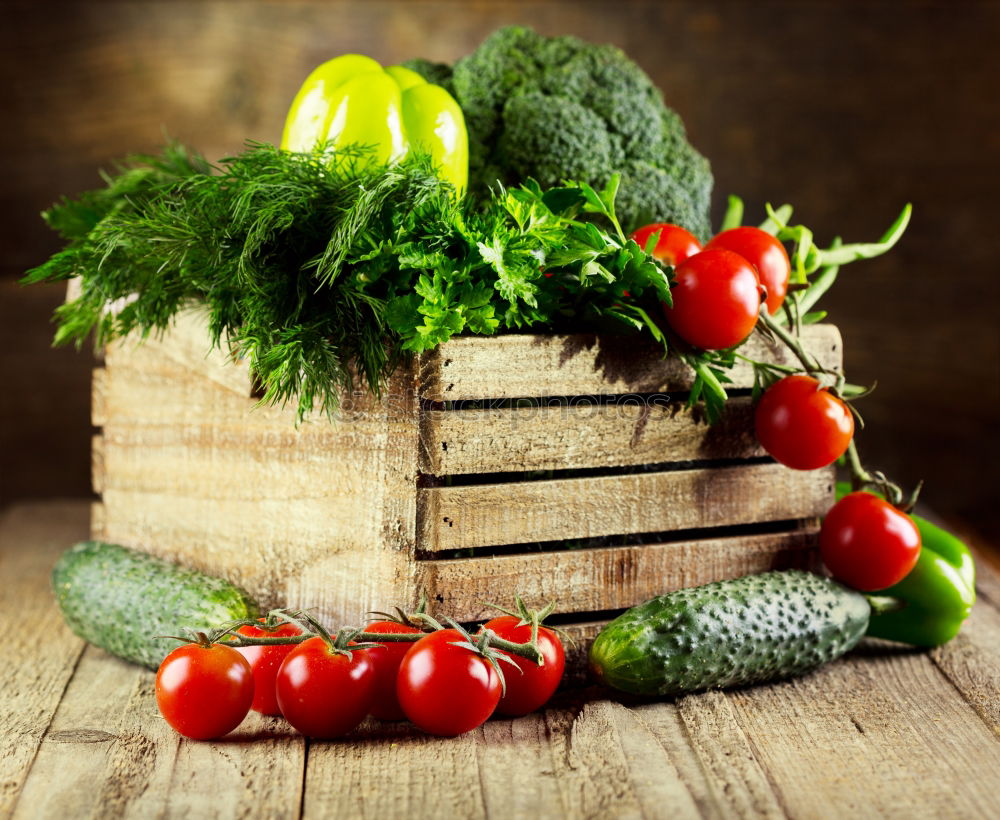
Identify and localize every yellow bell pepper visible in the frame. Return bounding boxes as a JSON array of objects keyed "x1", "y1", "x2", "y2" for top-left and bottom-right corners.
[{"x1": 281, "y1": 54, "x2": 468, "y2": 193}]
